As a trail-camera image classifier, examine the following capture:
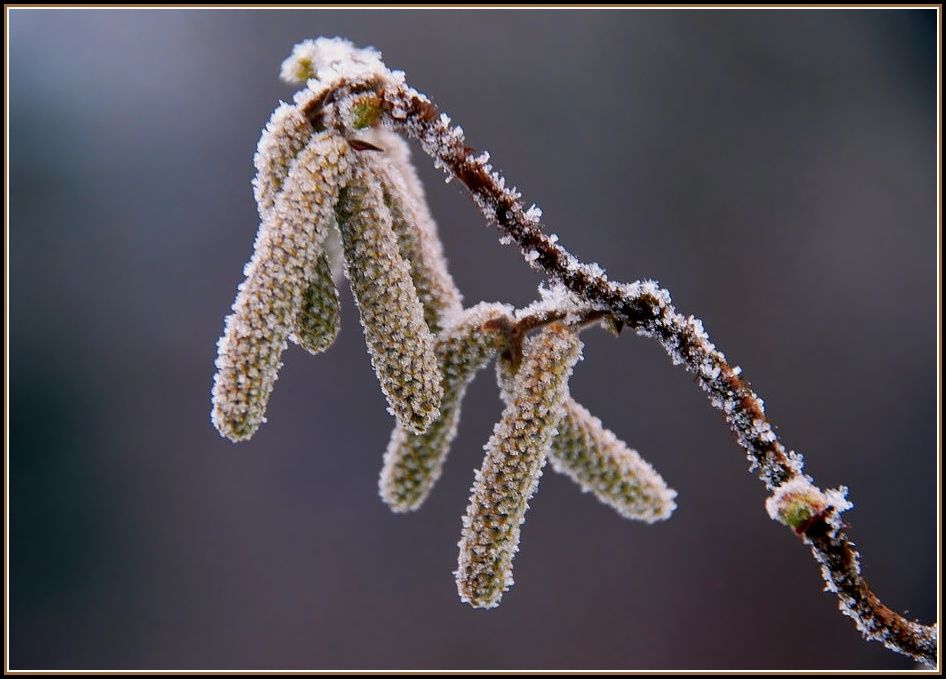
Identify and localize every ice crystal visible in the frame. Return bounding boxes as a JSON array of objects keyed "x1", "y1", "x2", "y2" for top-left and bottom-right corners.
[
  {"x1": 515, "y1": 281, "x2": 603, "y2": 329},
  {"x1": 456, "y1": 323, "x2": 582, "y2": 608},
  {"x1": 766, "y1": 477, "x2": 852, "y2": 532},
  {"x1": 280, "y1": 37, "x2": 386, "y2": 86}
]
